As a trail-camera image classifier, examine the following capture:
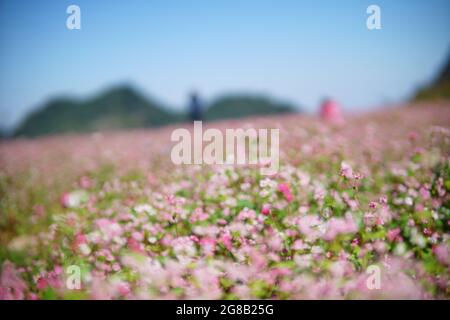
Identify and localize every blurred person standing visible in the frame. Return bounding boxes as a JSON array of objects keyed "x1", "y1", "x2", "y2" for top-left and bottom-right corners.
[{"x1": 188, "y1": 91, "x2": 203, "y2": 121}]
